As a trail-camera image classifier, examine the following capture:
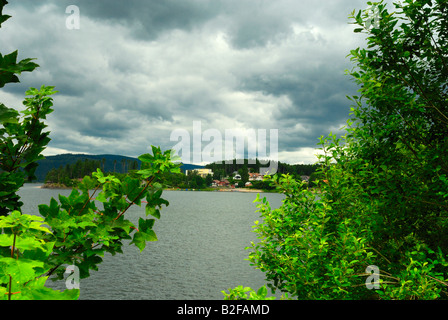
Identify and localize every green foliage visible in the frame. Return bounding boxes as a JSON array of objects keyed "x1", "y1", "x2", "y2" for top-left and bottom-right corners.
[
  {"x1": 247, "y1": 173, "x2": 378, "y2": 299},
  {"x1": 0, "y1": 2, "x2": 39, "y2": 88},
  {"x1": 1, "y1": 86, "x2": 57, "y2": 216},
  {"x1": 227, "y1": 0, "x2": 448, "y2": 300},
  {"x1": 0, "y1": 211, "x2": 79, "y2": 300},
  {"x1": 205, "y1": 173, "x2": 213, "y2": 187},
  {"x1": 0, "y1": 1, "x2": 180, "y2": 299},
  {"x1": 185, "y1": 170, "x2": 206, "y2": 189},
  {"x1": 341, "y1": 0, "x2": 448, "y2": 299},
  {"x1": 44, "y1": 158, "x2": 105, "y2": 186},
  {"x1": 0, "y1": 51, "x2": 39, "y2": 88},
  {"x1": 42, "y1": 156, "x2": 142, "y2": 187},
  {"x1": 33, "y1": 154, "x2": 141, "y2": 182},
  {"x1": 238, "y1": 165, "x2": 249, "y2": 185},
  {"x1": 222, "y1": 285, "x2": 277, "y2": 300},
  {"x1": 39, "y1": 149, "x2": 180, "y2": 281},
  {"x1": 206, "y1": 159, "x2": 318, "y2": 180}
]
